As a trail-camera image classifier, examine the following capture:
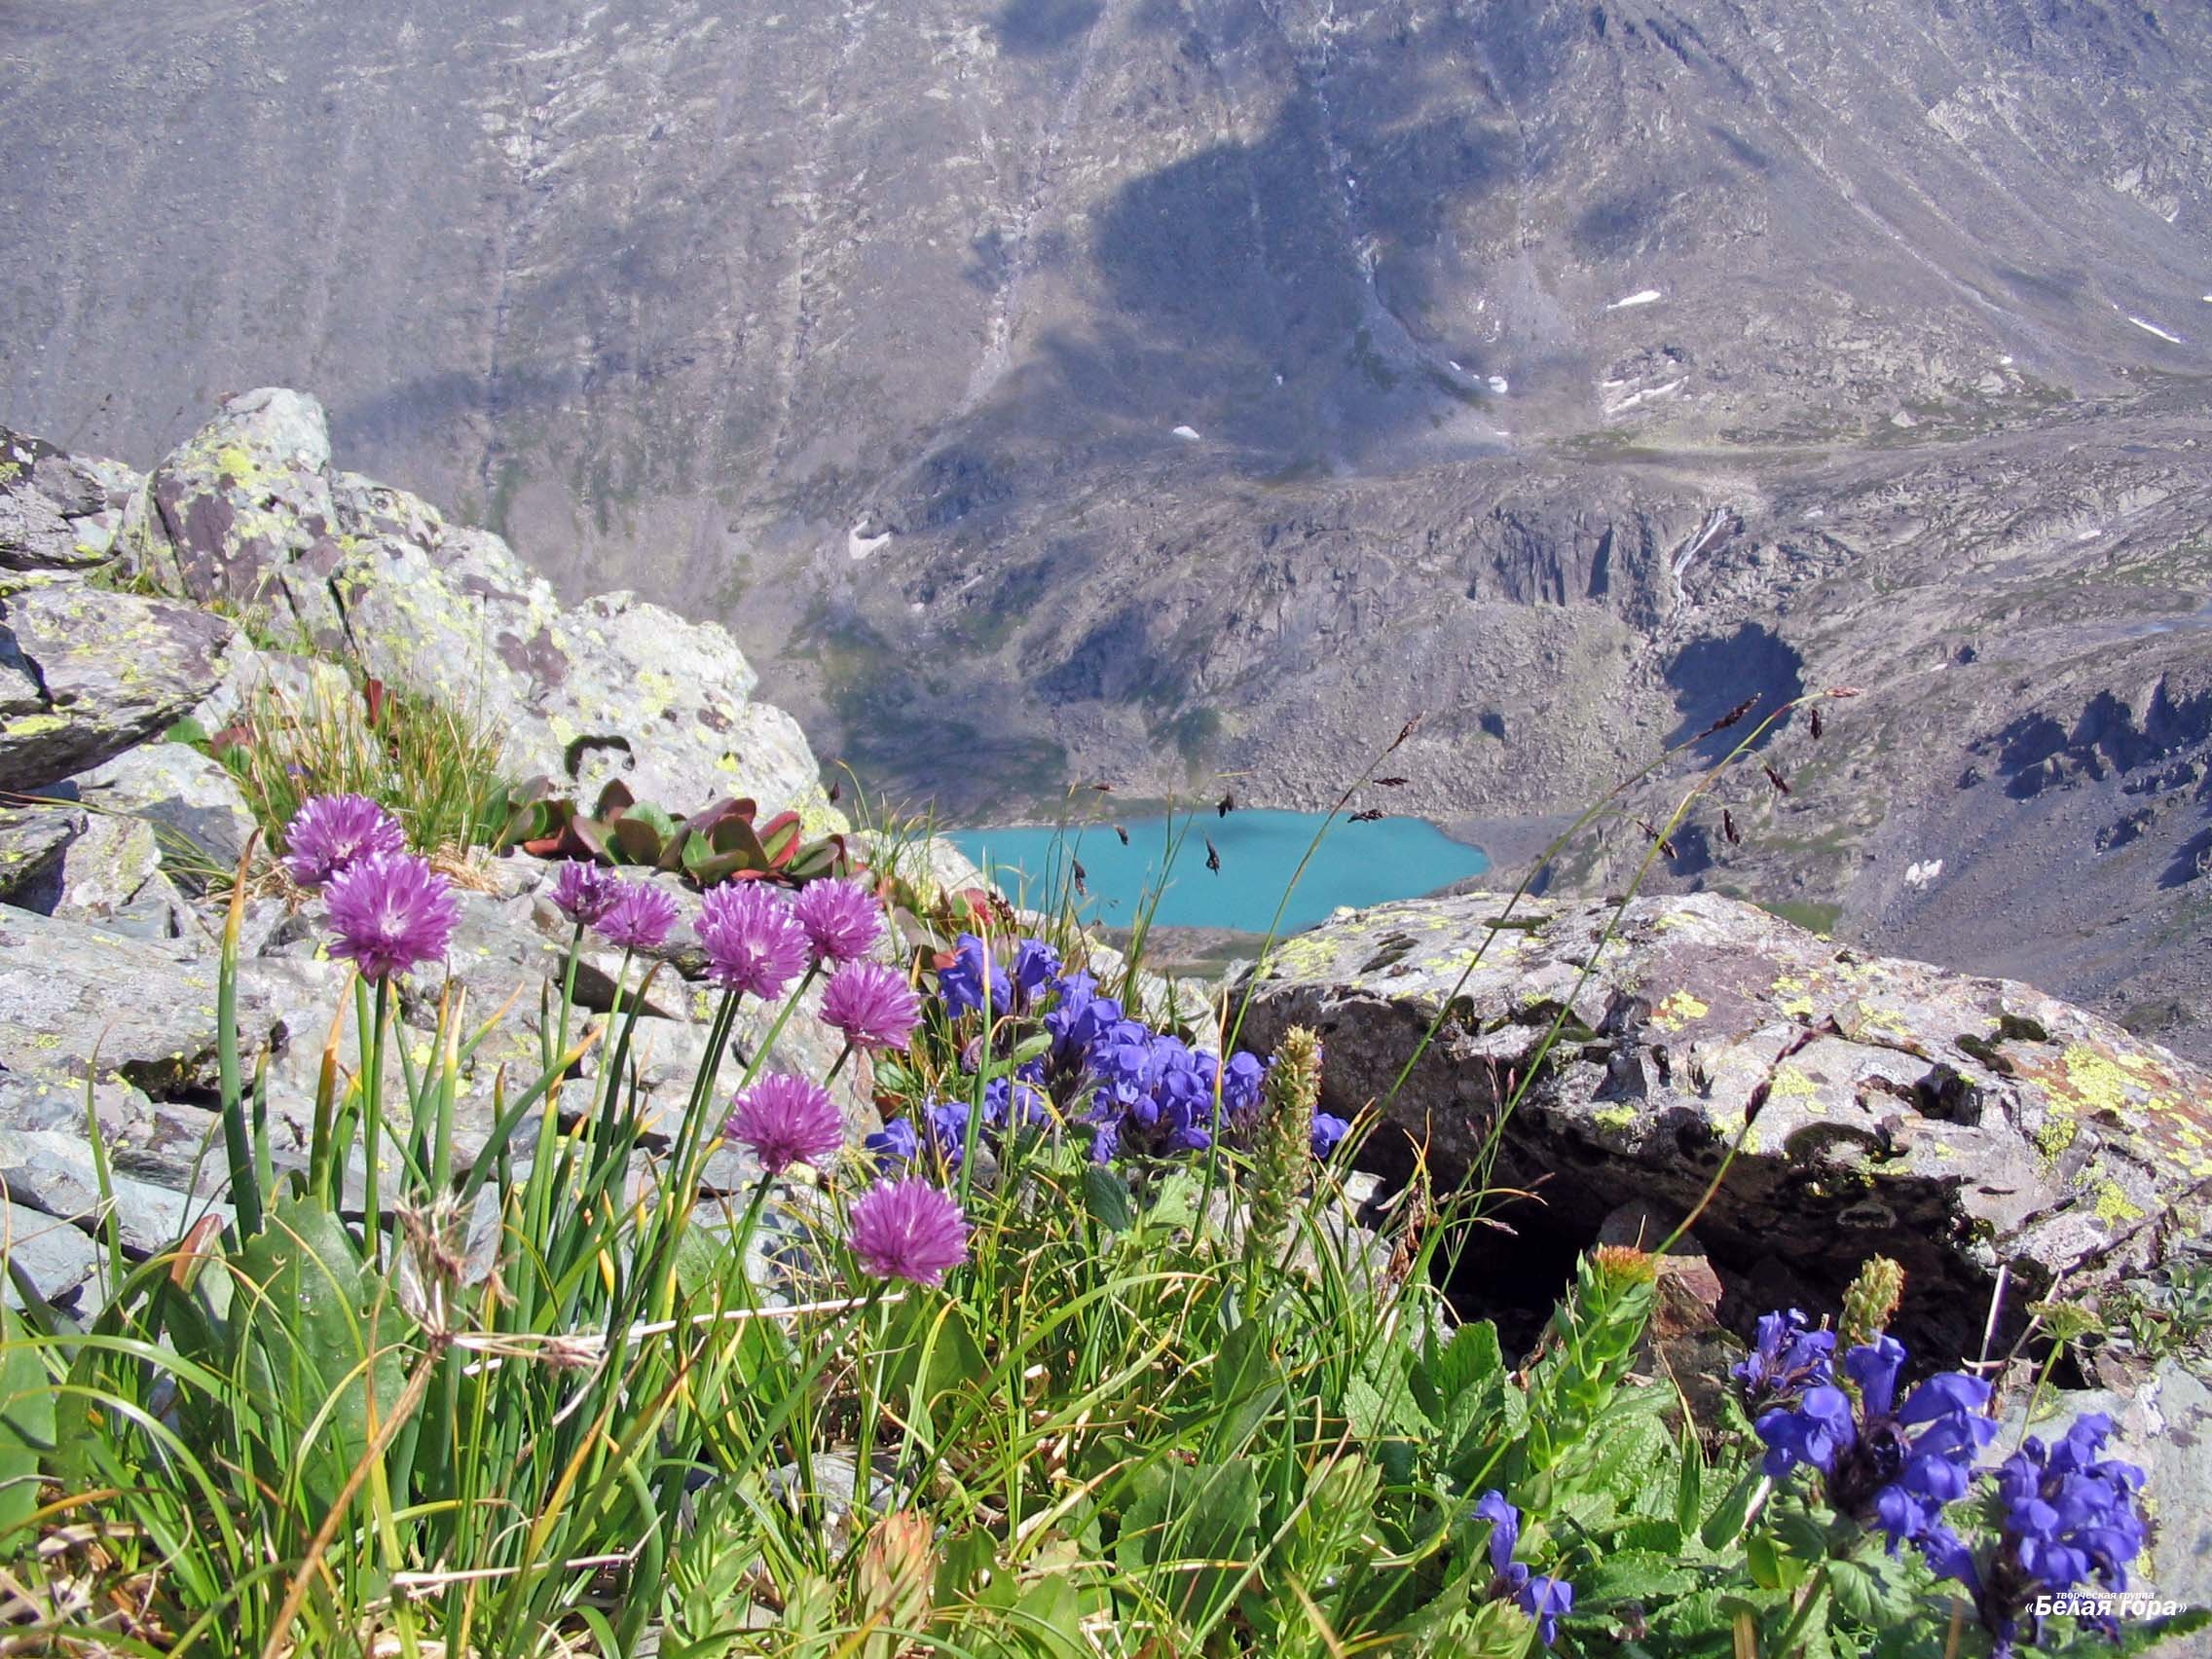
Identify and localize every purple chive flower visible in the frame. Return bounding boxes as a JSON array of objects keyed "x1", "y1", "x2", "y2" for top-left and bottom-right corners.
[
  {"x1": 549, "y1": 860, "x2": 622, "y2": 927},
  {"x1": 282, "y1": 793, "x2": 405, "y2": 887},
  {"x1": 849, "y1": 1177, "x2": 971, "y2": 1288},
  {"x1": 822, "y1": 961, "x2": 922, "y2": 1052},
  {"x1": 938, "y1": 933, "x2": 1012, "y2": 1020},
  {"x1": 790, "y1": 877, "x2": 884, "y2": 965},
  {"x1": 725, "y1": 1074, "x2": 845, "y2": 1175},
  {"x1": 1473, "y1": 1492, "x2": 1573, "y2": 1648},
  {"x1": 697, "y1": 882, "x2": 810, "y2": 999},
  {"x1": 325, "y1": 851, "x2": 461, "y2": 981},
  {"x1": 598, "y1": 880, "x2": 681, "y2": 951}
]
